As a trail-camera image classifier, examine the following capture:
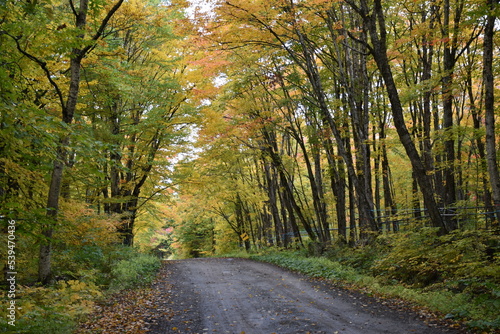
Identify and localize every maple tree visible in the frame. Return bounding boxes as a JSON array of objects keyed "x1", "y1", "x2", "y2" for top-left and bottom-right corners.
[{"x1": 77, "y1": 0, "x2": 195, "y2": 246}]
